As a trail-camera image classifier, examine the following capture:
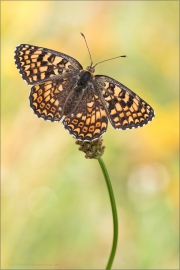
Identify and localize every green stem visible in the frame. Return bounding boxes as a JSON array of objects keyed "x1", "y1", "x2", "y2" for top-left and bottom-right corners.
[{"x1": 97, "y1": 157, "x2": 118, "y2": 270}]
